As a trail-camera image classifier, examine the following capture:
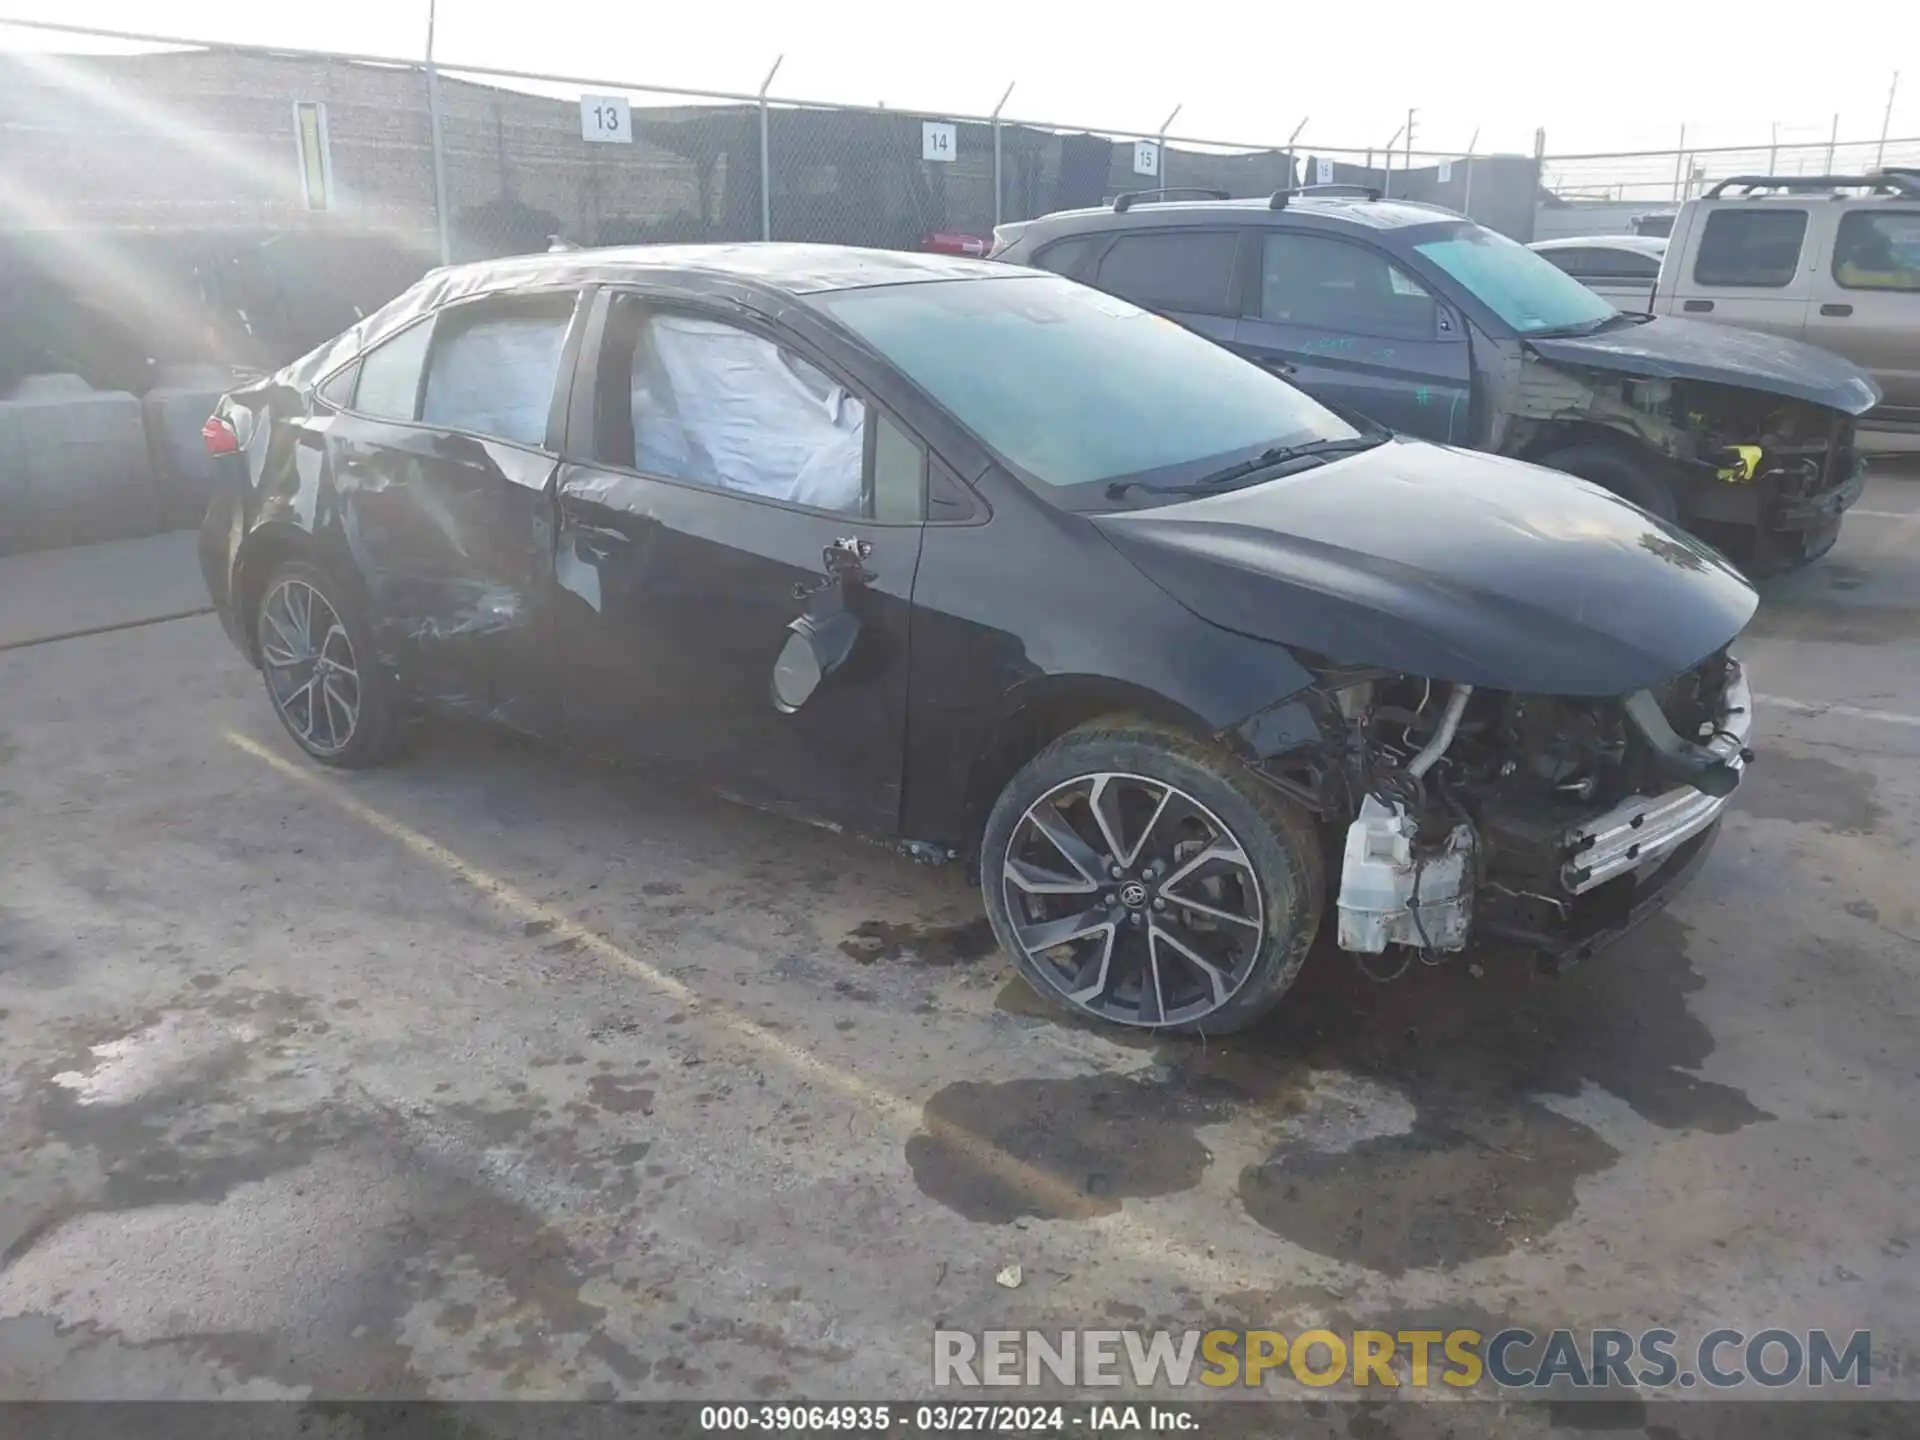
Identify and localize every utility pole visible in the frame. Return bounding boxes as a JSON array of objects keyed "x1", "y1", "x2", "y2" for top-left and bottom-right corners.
[
  {"x1": 1462, "y1": 126, "x2": 1480, "y2": 217},
  {"x1": 1380, "y1": 123, "x2": 1403, "y2": 197},
  {"x1": 991, "y1": 81, "x2": 1015, "y2": 229},
  {"x1": 424, "y1": 0, "x2": 451, "y2": 264},
  {"x1": 1878, "y1": 72, "x2": 1901, "y2": 170}
]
